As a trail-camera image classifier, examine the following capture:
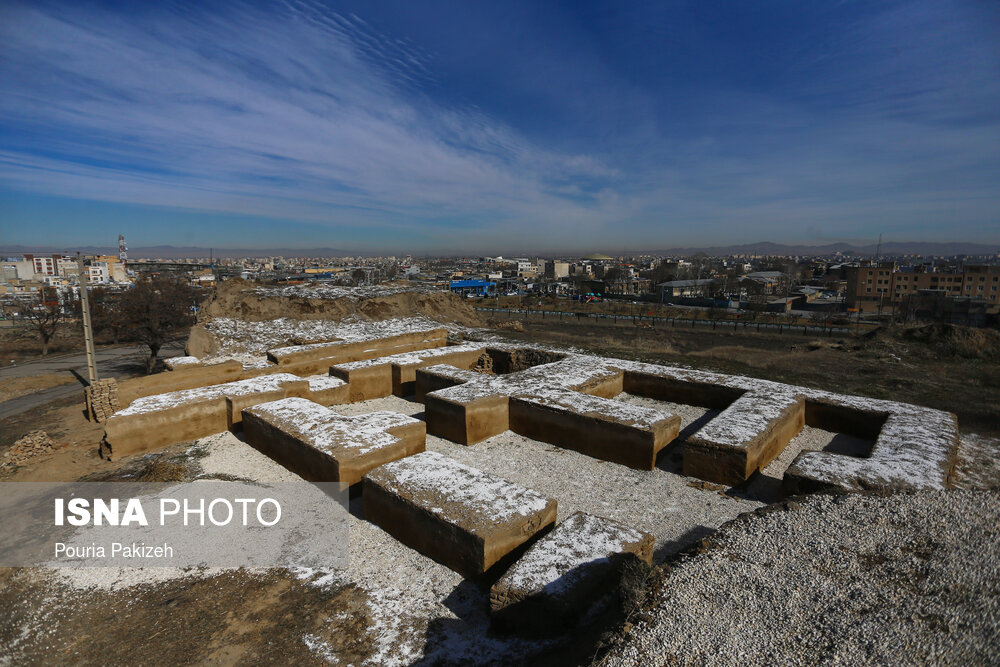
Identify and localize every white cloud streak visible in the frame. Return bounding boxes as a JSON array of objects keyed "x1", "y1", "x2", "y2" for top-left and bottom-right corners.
[
  {"x1": 0, "y1": 0, "x2": 997, "y2": 250},
  {"x1": 0, "y1": 1, "x2": 622, "y2": 245}
]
